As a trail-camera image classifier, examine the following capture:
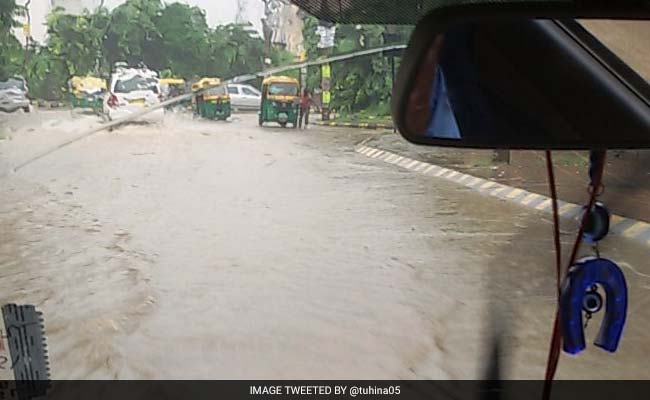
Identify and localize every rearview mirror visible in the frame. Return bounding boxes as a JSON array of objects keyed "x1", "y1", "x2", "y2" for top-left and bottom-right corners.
[{"x1": 392, "y1": 11, "x2": 650, "y2": 149}]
